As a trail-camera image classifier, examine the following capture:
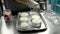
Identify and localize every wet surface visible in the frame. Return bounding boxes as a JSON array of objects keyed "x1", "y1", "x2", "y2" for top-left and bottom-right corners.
[{"x1": 0, "y1": 12, "x2": 60, "y2": 34}]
